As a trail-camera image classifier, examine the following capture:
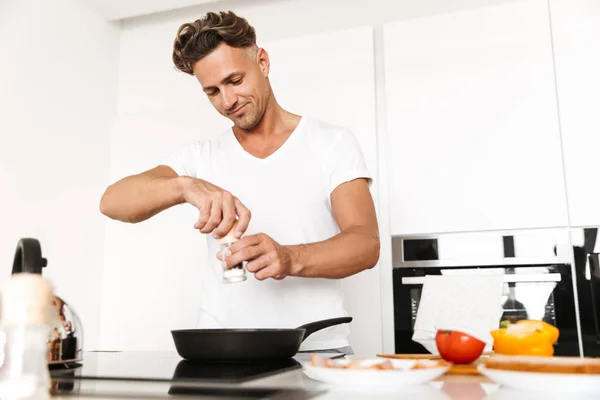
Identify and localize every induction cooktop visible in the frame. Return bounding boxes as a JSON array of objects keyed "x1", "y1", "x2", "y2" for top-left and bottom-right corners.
[
  {"x1": 51, "y1": 351, "x2": 343, "y2": 383},
  {"x1": 49, "y1": 351, "x2": 341, "y2": 398}
]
